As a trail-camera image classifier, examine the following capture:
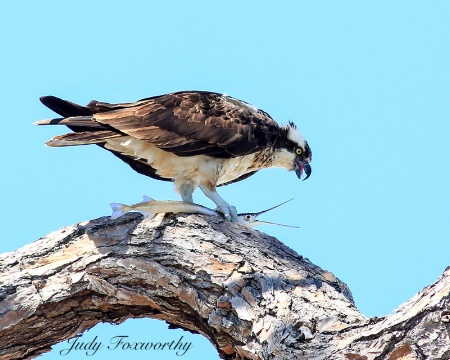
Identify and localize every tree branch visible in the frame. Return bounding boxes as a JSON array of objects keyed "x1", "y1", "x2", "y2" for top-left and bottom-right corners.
[{"x1": 0, "y1": 213, "x2": 449, "y2": 359}]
